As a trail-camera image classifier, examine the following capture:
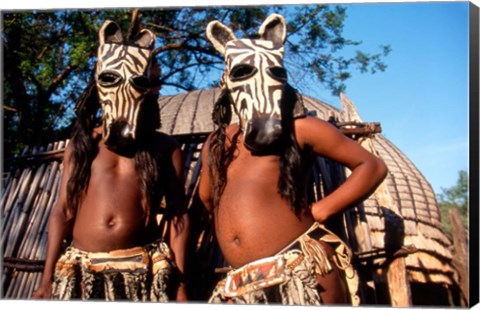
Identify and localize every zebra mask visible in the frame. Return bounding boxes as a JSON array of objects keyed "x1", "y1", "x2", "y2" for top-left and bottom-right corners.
[
  {"x1": 95, "y1": 20, "x2": 158, "y2": 154},
  {"x1": 206, "y1": 14, "x2": 305, "y2": 153}
]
